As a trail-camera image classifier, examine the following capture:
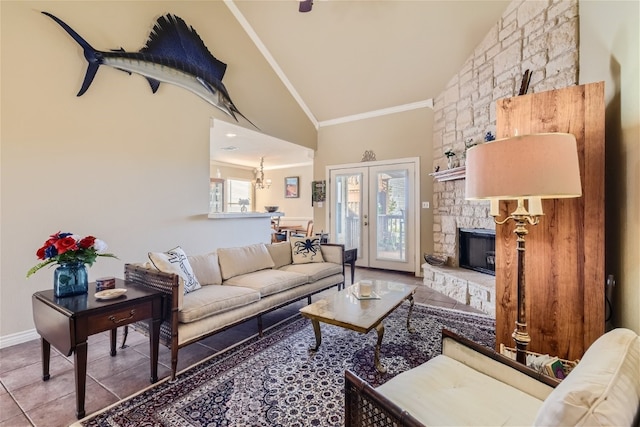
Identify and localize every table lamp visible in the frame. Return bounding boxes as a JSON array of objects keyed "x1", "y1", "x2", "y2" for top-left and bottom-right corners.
[{"x1": 465, "y1": 133, "x2": 582, "y2": 364}]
